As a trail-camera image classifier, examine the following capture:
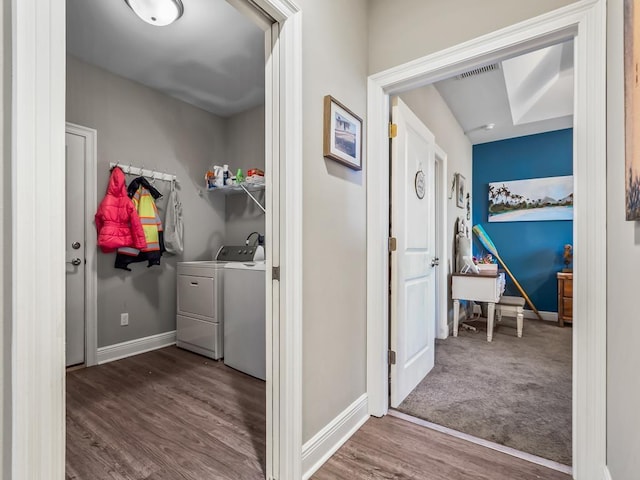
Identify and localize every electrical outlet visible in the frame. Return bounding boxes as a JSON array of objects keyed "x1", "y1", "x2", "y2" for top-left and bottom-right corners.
[{"x1": 120, "y1": 313, "x2": 129, "y2": 326}]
